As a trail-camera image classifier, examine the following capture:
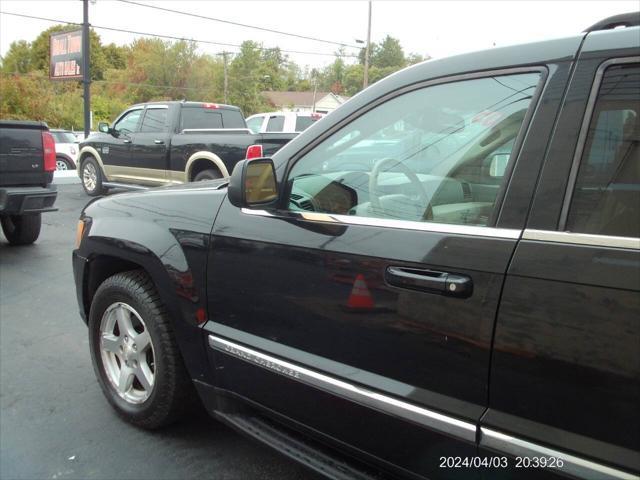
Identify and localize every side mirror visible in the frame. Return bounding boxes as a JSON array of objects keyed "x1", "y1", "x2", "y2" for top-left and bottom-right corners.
[
  {"x1": 98, "y1": 122, "x2": 111, "y2": 134},
  {"x1": 489, "y1": 153, "x2": 510, "y2": 177},
  {"x1": 228, "y1": 158, "x2": 279, "y2": 208}
]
